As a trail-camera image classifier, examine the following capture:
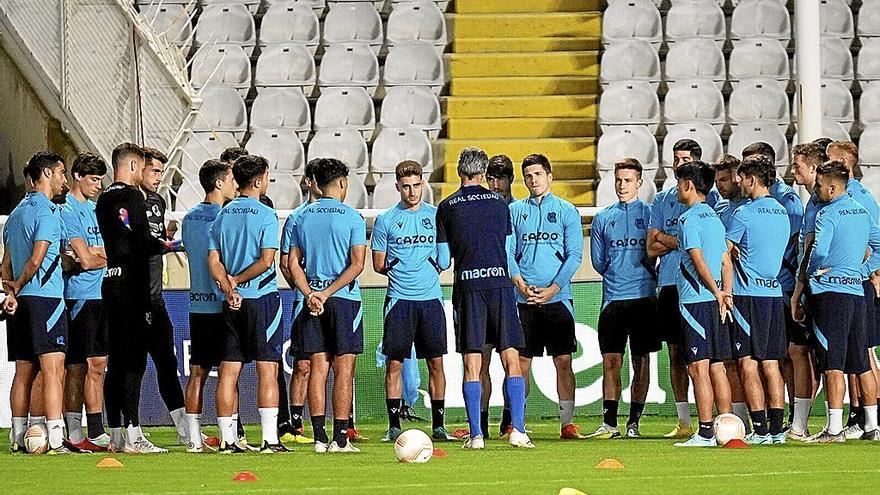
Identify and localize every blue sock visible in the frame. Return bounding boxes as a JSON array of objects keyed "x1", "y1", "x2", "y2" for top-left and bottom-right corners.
[
  {"x1": 463, "y1": 381, "x2": 482, "y2": 437},
  {"x1": 506, "y1": 376, "x2": 526, "y2": 432}
]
